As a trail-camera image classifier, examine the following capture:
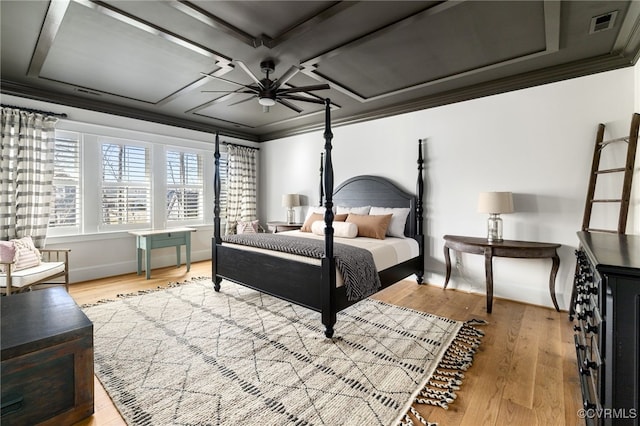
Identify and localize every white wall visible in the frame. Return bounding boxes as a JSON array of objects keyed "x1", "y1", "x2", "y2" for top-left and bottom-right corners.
[{"x1": 260, "y1": 67, "x2": 638, "y2": 311}]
